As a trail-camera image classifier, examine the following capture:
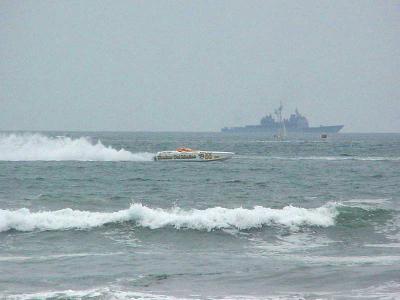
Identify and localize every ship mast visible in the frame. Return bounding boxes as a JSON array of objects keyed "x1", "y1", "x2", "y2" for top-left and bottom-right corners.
[{"x1": 274, "y1": 102, "x2": 286, "y2": 140}]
